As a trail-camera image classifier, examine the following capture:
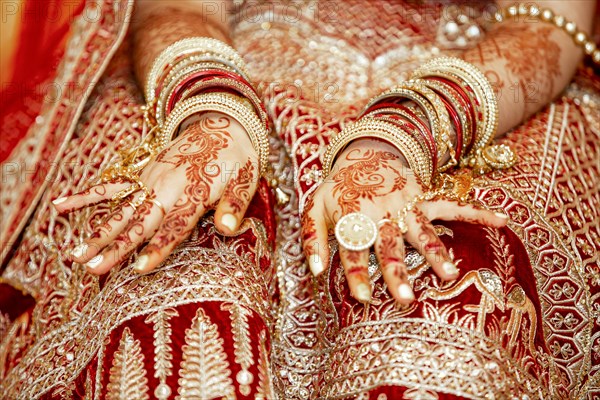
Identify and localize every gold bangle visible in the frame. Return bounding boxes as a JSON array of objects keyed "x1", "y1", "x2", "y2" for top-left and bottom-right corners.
[
  {"x1": 361, "y1": 111, "x2": 434, "y2": 177},
  {"x1": 160, "y1": 93, "x2": 270, "y2": 176},
  {"x1": 418, "y1": 78, "x2": 472, "y2": 161},
  {"x1": 321, "y1": 118, "x2": 433, "y2": 187},
  {"x1": 145, "y1": 37, "x2": 250, "y2": 105},
  {"x1": 401, "y1": 80, "x2": 457, "y2": 168},
  {"x1": 494, "y1": 3, "x2": 600, "y2": 65},
  {"x1": 172, "y1": 77, "x2": 268, "y2": 129},
  {"x1": 156, "y1": 61, "x2": 242, "y2": 125},
  {"x1": 412, "y1": 57, "x2": 498, "y2": 153},
  {"x1": 363, "y1": 86, "x2": 445, "y2": 161}
]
